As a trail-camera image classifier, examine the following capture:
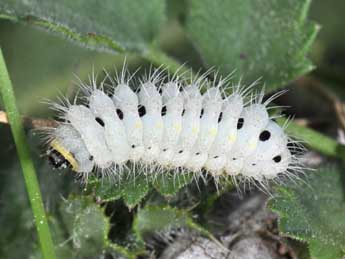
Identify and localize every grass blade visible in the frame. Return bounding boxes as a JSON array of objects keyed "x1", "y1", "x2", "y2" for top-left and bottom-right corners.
[
  {"x1": 0, "y1": 48, "x2": 56, "y2": 259},
  {"x1": 276, "y1": 117, "x2": 345, "y2": 161}
]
